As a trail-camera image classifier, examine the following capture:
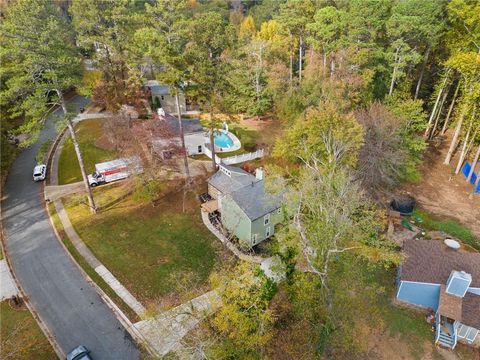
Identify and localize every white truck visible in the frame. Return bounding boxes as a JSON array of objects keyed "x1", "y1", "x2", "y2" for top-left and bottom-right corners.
[{"x1": 87, "y1": 157, "x2": 142, "y2": 187}]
